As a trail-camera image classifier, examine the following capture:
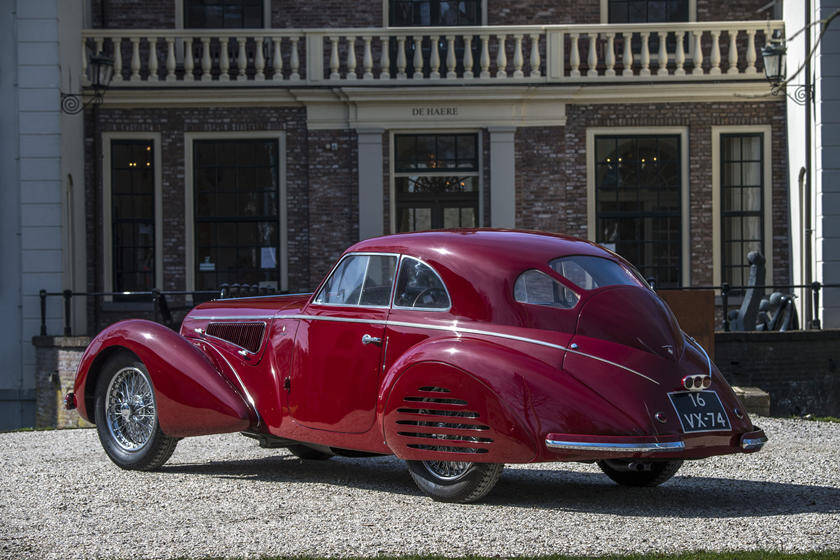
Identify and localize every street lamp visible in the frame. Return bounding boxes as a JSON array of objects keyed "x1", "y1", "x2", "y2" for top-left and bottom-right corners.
[
  {"x1": 60, "y1": 53, "x2": 115, "y2": 114},
  {"x1": 761, "y1": 40, "x2": 812, "y2": 105},
  {"x1": 760, "y1": 42, "x2": 785, "y2": 86}
]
